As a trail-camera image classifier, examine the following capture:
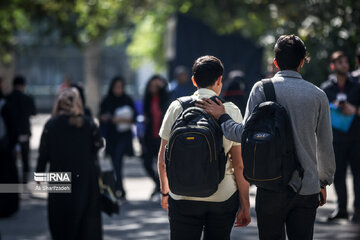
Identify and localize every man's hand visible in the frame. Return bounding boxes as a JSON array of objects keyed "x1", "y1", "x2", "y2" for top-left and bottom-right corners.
[
  {"x1": 342, "y1": 102, "x2": 356, "y2": 116},
  {"x1": 196, "y1": 98, "x2": 226, "y2": 120},
  {"x1": 234, "y1": 207, "x2": 251, "y2": 227},
  {"x1": 161, "y1": 195, "x2": 169, "y2": 210},
  {"x1": 319, "y1": 187, "x2": 327, "y2": 206}
]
